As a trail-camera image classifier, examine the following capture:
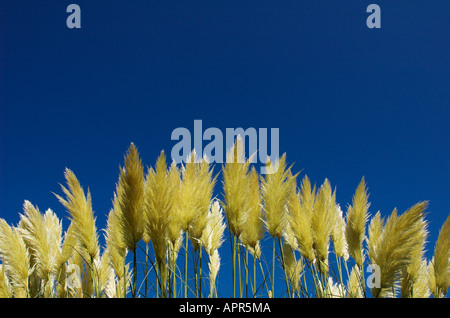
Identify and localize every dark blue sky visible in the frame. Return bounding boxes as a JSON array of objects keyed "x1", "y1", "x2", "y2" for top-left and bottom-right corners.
[{"x1": 1, "y1": 1, "x2": 449, "y2": 296}]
